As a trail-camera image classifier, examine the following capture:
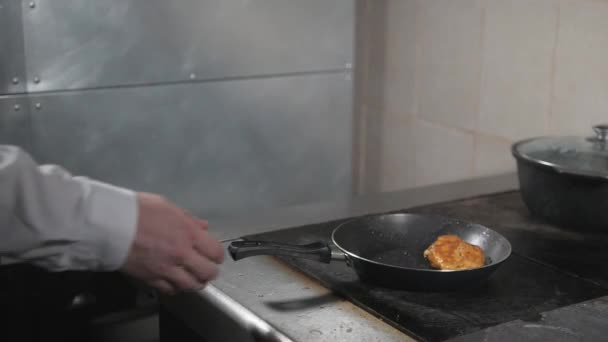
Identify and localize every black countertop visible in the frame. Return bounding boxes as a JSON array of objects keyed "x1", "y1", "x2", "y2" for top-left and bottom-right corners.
[
  {"x1": 244, "y1": 191, "x2": 608, "y2": 341},
  {"x1": 162, "y1": 174, "x2": 608, "y2": 342}
]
